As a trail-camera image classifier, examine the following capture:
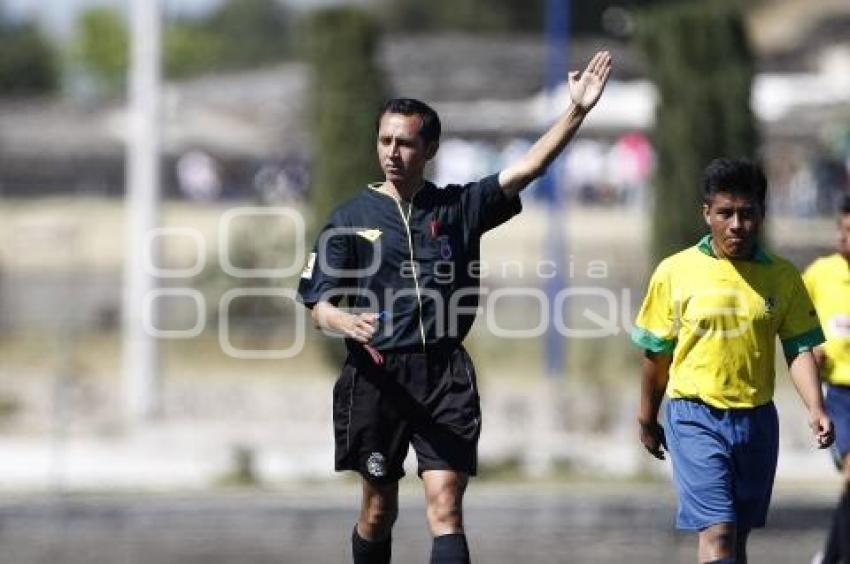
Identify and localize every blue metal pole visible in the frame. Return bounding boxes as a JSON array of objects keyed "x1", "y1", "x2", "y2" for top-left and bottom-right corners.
[{"x1": 542, "y1": 0, "x2": 570, "y2": 379}]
